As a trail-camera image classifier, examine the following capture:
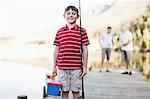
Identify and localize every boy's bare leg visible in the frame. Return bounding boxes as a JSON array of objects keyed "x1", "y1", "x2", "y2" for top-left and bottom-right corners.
[
  {"x1": 62, "y1": 91, "x2": 69, "y2": 99},
  {"x1": 72, "y1": 92, "x2": 80, "y2": 99}
]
